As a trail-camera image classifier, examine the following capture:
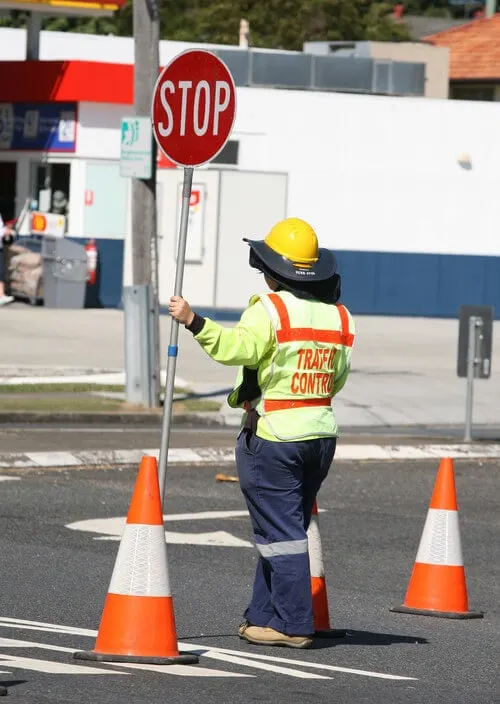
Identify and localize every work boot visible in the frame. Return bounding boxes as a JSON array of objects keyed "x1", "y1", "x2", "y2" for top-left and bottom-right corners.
[{"x1": 238, "y1": 620, "x2": 313, "y2": 649}]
